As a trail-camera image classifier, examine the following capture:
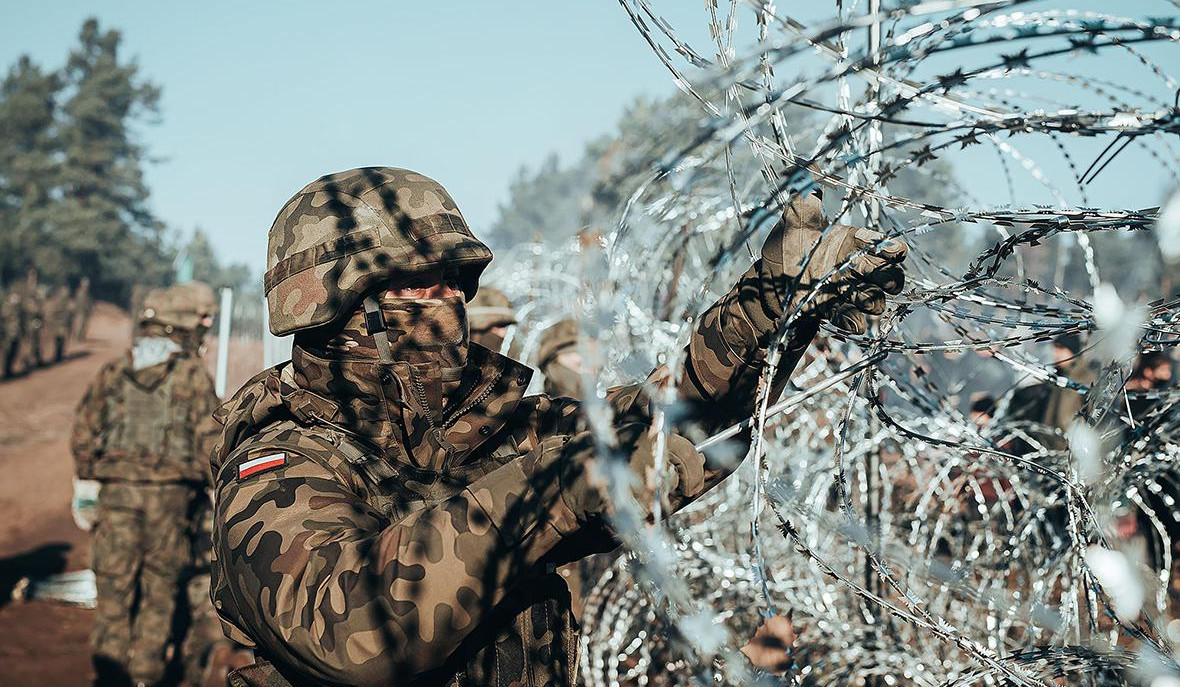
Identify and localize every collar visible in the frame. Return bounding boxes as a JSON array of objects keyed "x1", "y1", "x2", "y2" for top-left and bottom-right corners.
[{"x1": 284, "y1": 343, "x2": 533, "y2": 471}]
